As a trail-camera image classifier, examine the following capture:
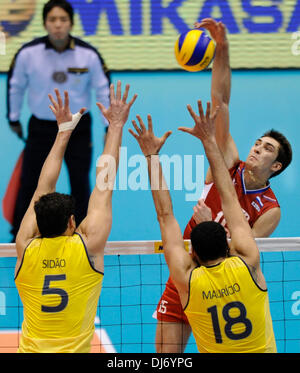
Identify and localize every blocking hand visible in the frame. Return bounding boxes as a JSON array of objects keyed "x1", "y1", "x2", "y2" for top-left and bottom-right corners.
[
  {"x1": 48, "y1": 89, "x2": 86, "y2": 127},
  {"x1": 178, "y1": 100, "x2": 219, "y2": 143},
  {"x1": 96, "y1": 81, "x2": 137, "y2": 129},
  {"x1": 129, "y1": 114, "x2": 172, "y2": 157}
]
